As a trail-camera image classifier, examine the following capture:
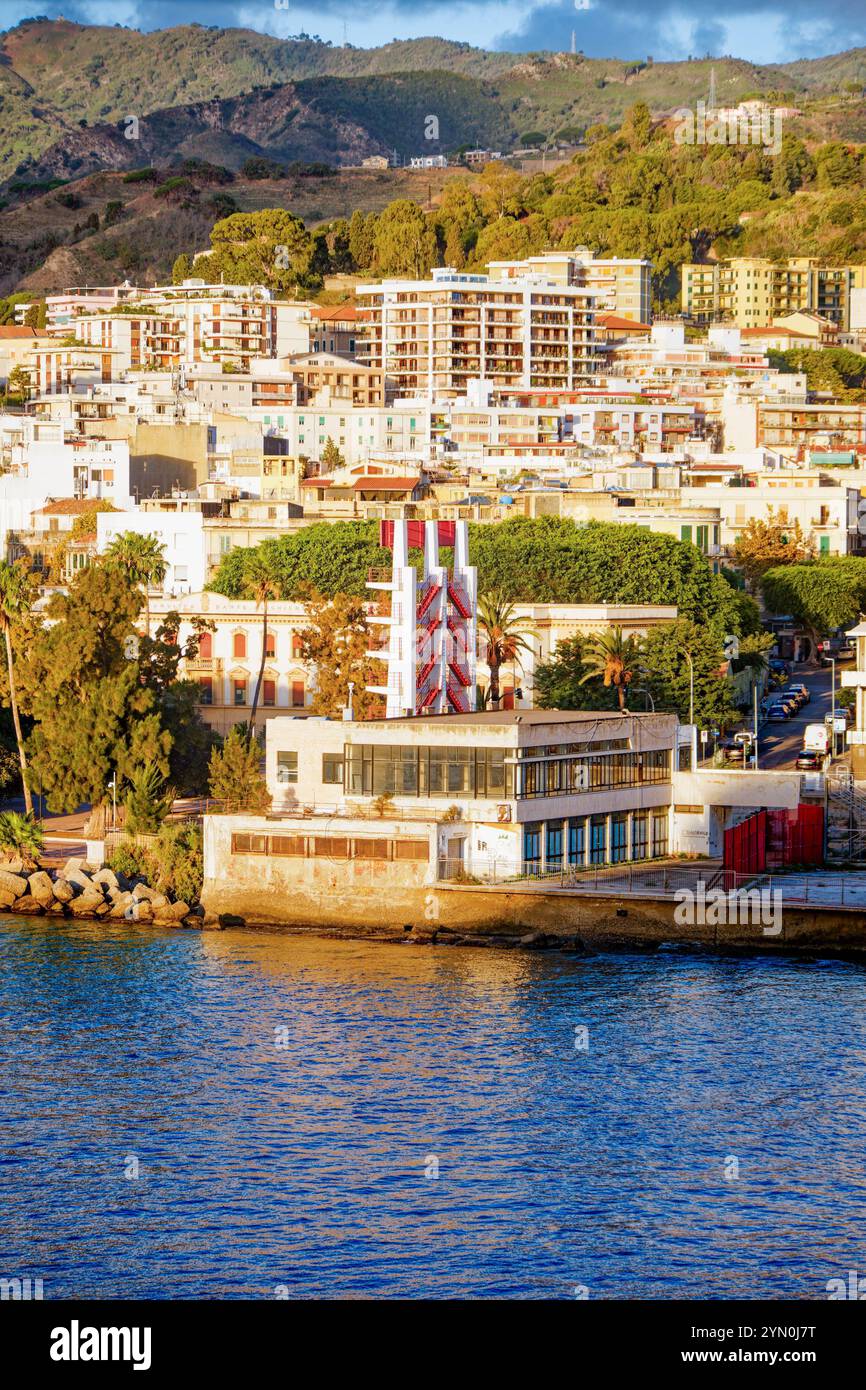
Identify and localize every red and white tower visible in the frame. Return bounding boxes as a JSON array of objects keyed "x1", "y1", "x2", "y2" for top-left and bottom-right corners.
[{"x1": 367, "y1": 520, "x2": 476, "y2": 717}]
